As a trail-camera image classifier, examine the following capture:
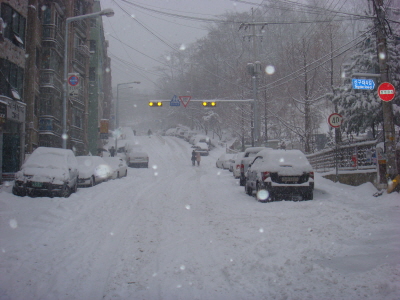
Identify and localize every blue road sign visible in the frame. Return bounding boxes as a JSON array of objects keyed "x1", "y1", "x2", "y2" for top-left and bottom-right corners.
[
  {"x1": 170, "y1": 95, "x2": 180, "y2": 106},
  {"x1": 352, "y1": 78, "x2": 375, "y2": 90}
]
